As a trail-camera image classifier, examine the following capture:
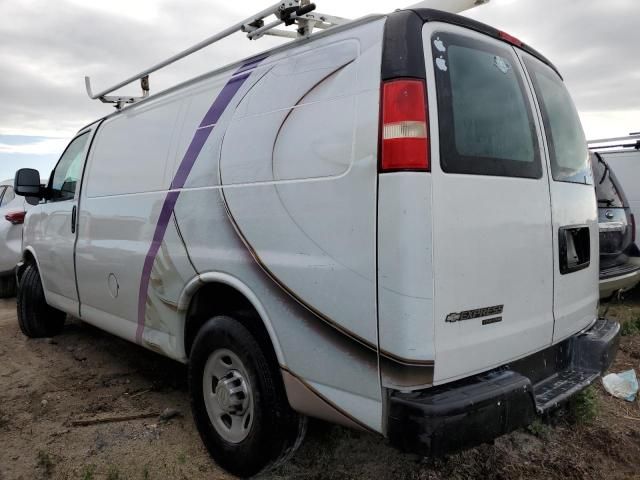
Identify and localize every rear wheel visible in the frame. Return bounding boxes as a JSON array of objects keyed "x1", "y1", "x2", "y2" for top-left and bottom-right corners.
[
  {"x1": 189, "y1": 315, "x2": 306, "y2": 477},
  {"x1": 0, "y1": 274, "x2": 16, "y2": 298},
  {"x1": 17, "y1": 264, "x2": 66, "y2": 338}
]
